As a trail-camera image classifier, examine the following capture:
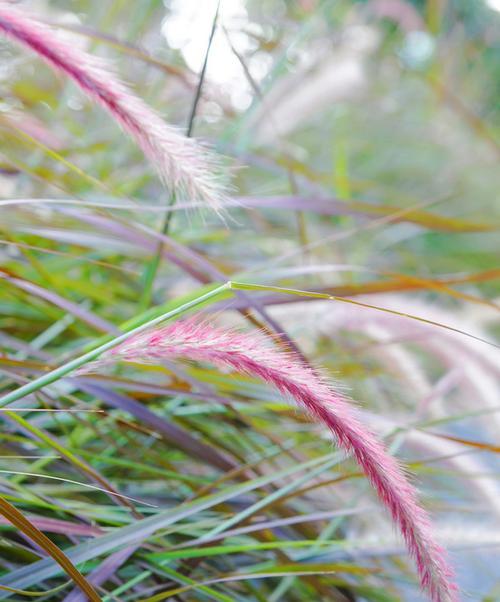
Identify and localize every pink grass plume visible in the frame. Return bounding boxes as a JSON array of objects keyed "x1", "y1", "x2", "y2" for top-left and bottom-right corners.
[
  {"x1": 94, "y1": 319, "x2": 458, "y2": 602},
  {"x1": 0, "y1": 2, "x2": 227, "y2": 209}
]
